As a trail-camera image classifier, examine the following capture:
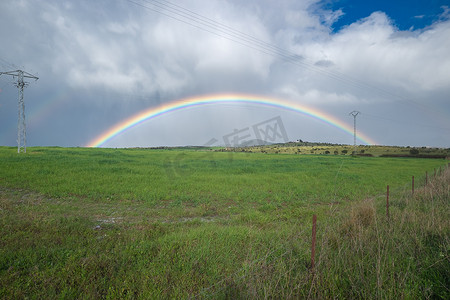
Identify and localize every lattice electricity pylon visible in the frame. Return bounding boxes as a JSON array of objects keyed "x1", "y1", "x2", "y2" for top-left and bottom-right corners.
[
  {"x1": 349, "y1": 111, "x2": 361, "y2": 155},
  {"x1": 0, "y1": 70, "x2": 39, "y2": 153}
]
